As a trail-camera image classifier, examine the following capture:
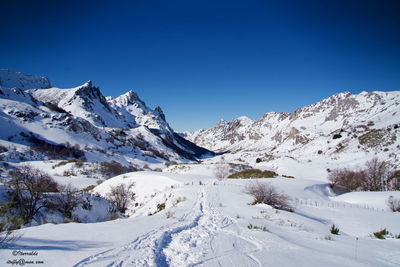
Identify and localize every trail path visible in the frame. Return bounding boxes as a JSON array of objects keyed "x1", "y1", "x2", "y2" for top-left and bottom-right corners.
[{"x1": 74, "y1": 184, "x2": 262, "y2": 266}]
